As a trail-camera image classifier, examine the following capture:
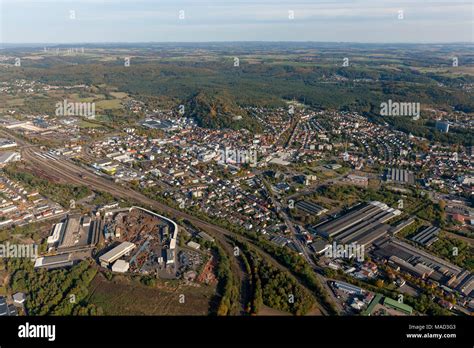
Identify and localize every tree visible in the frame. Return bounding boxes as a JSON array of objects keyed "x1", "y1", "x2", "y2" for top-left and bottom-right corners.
[{"x1": 375, "y1": 279, "x2": 385, "y2": 288}]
